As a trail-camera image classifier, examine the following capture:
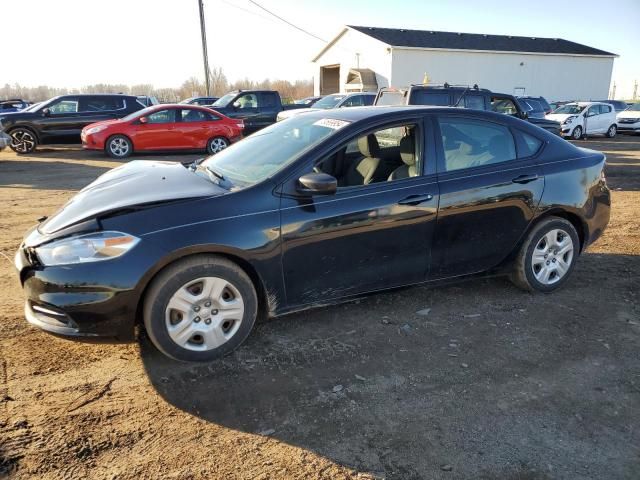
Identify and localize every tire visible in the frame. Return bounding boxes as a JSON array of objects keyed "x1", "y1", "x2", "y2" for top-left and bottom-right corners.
[
  {"x1": 606, "y1": 124, "x2": 617, "y2": 138},
  {"x1": 571, "y1": 126, "x2": 583, "y2": 140},
  {"x1": 207, "y1": 136, "x2": 229, "y2": 155},
  {"x1": 9, "y1": 128, "x2": 38, "y2": 154},
  {"x1": 105, "y1": 135, "x2": 132, "y2": 159},
  {"x1": 143, "y1": 255, "x2": 258, "y2": 362},
  {"x1": 510, "y1": 217, "x2": 580, "y2": 293}
]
